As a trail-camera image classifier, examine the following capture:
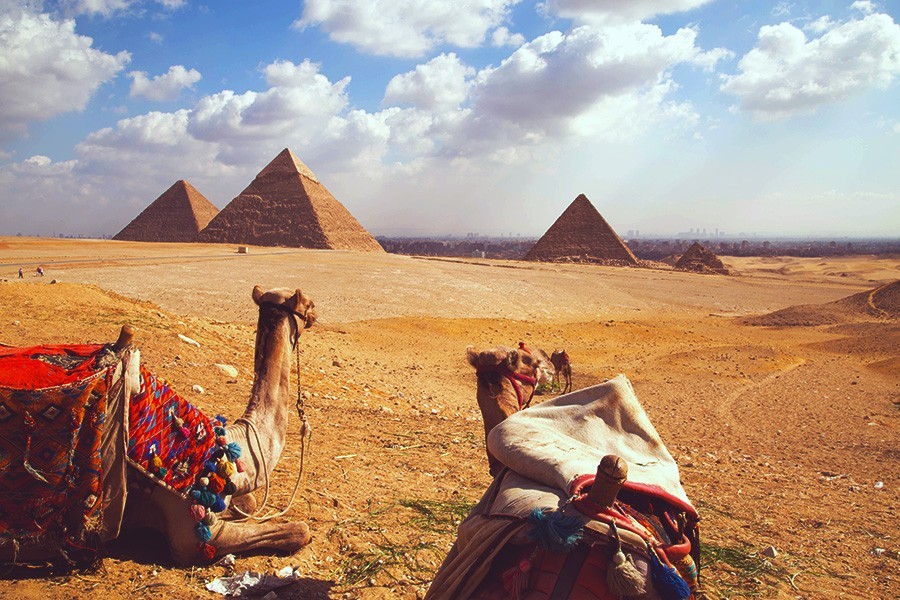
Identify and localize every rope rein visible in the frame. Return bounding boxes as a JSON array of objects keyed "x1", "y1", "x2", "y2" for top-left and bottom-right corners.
[{"x1": 230, "y1": 303, "x2": 310, "y2": 523}]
